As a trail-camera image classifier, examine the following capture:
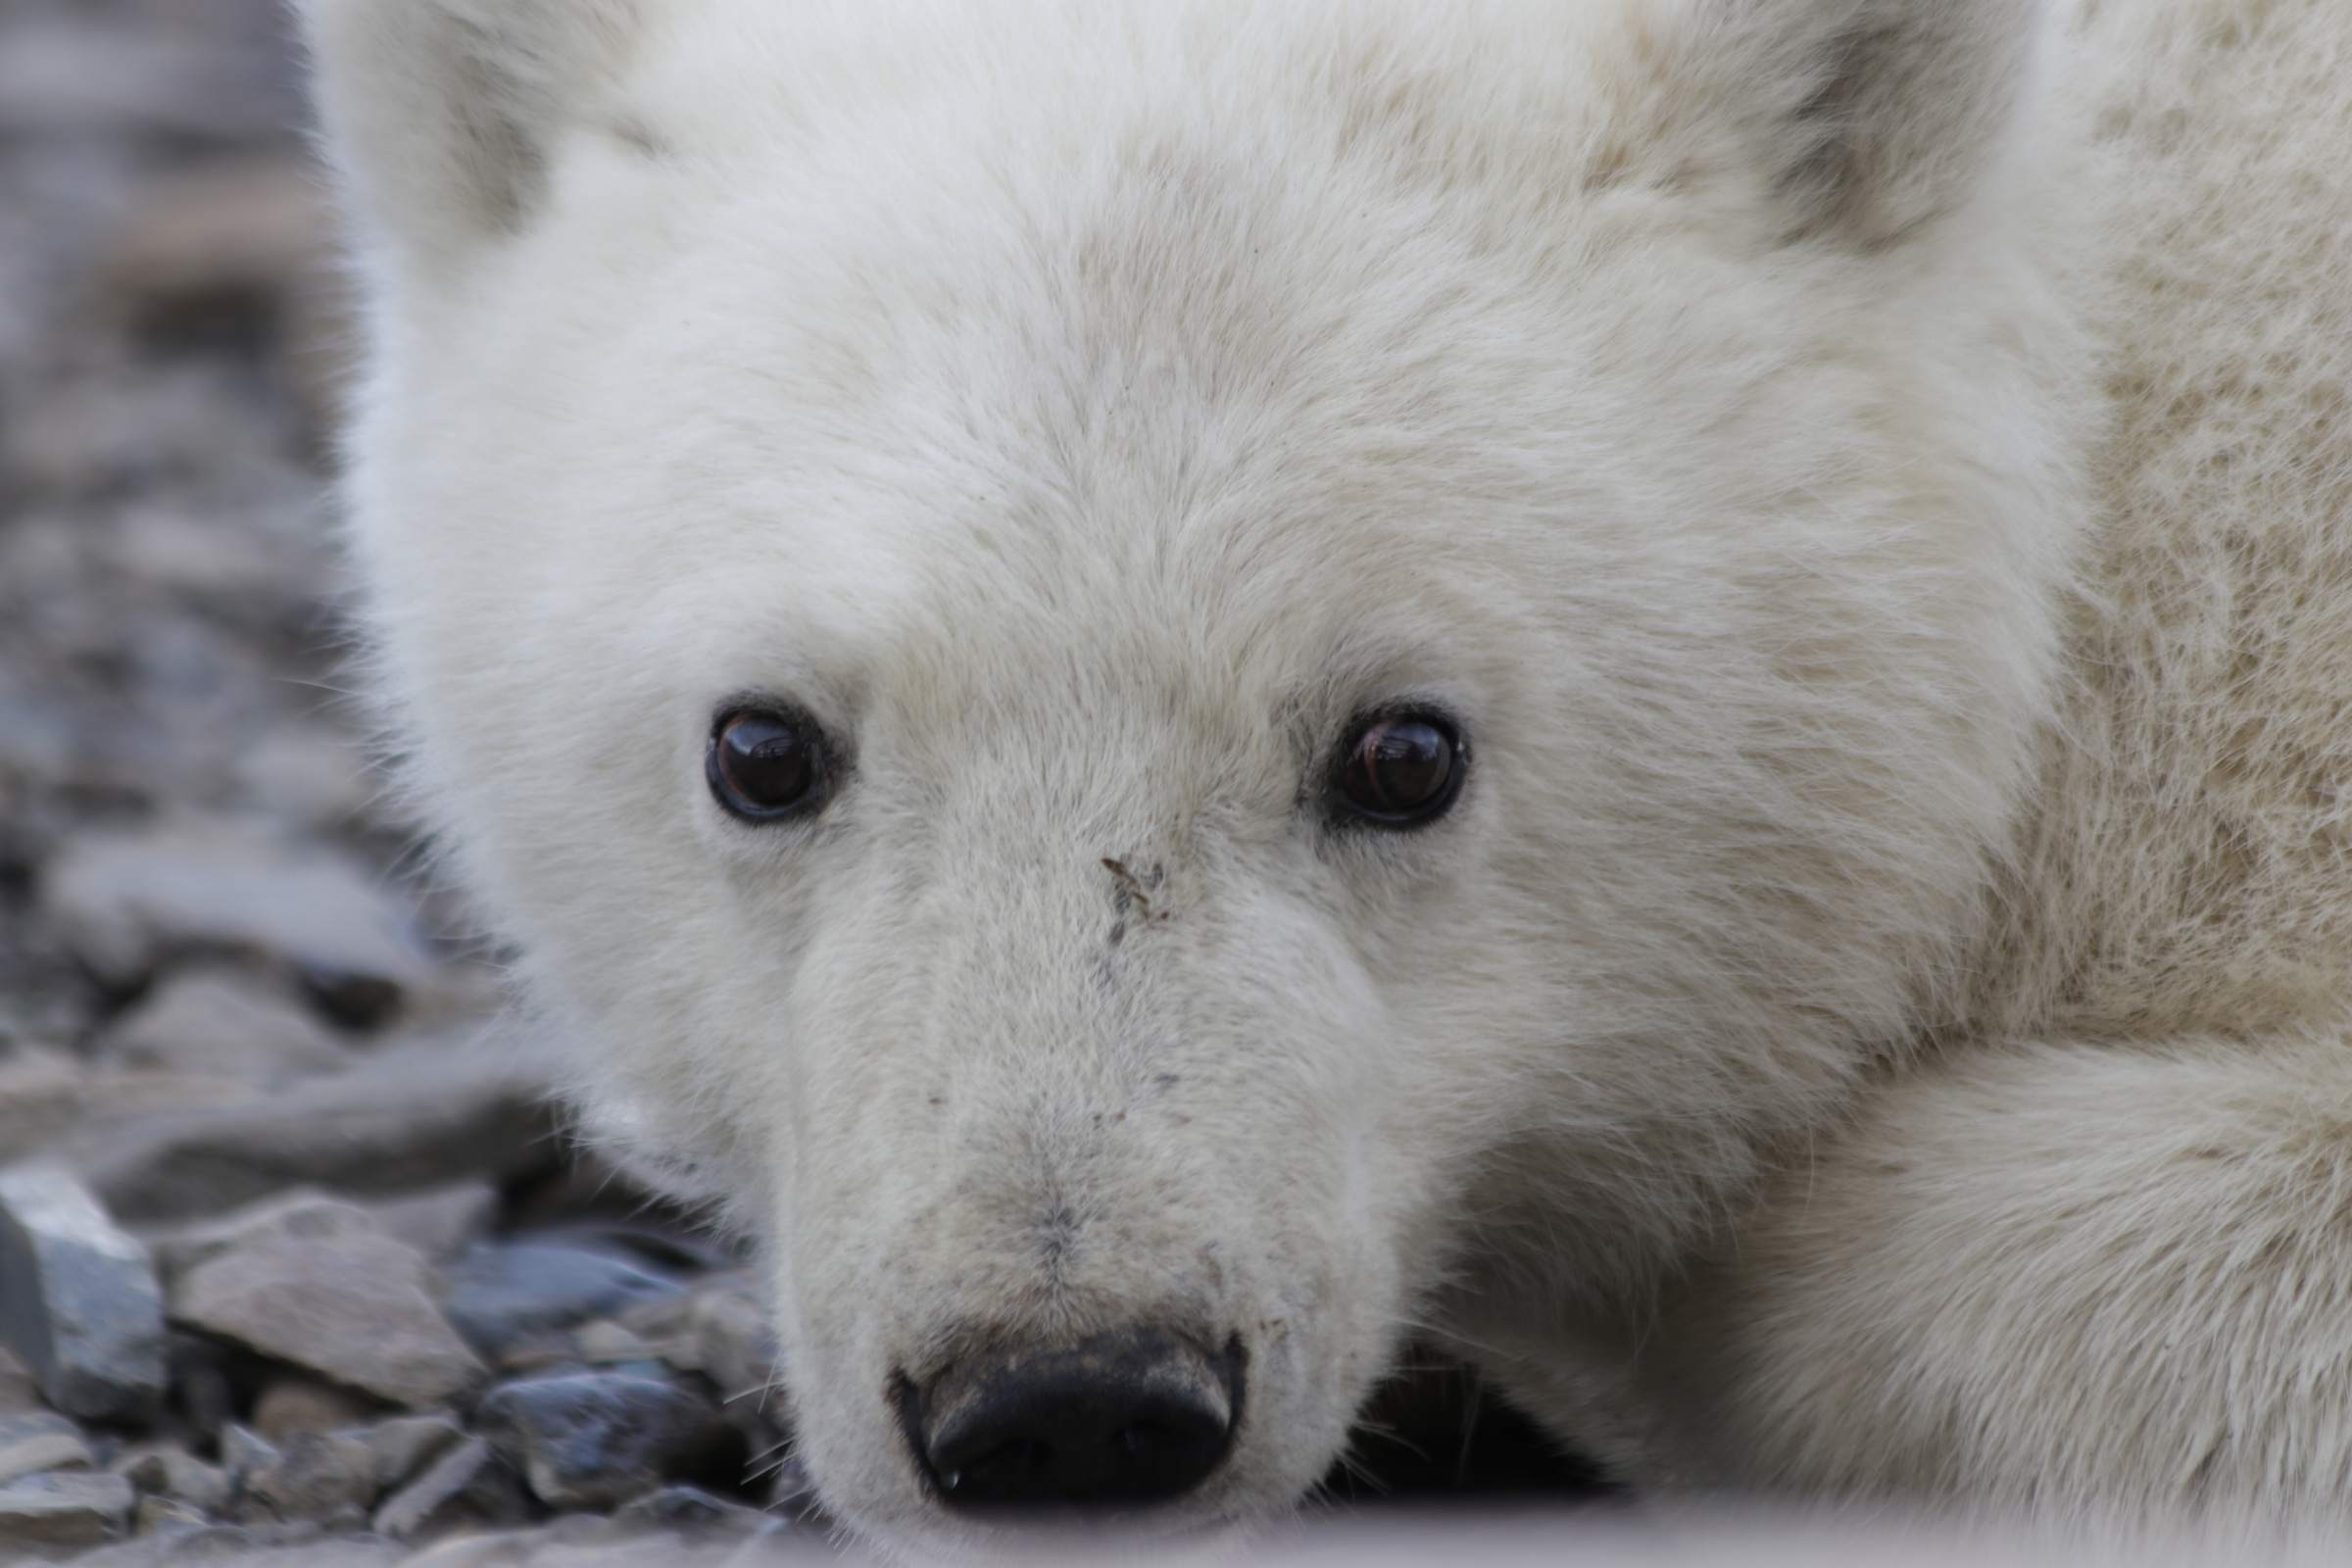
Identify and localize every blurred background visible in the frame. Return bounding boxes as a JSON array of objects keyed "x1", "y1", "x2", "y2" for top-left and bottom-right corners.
[
  {"x1": 0, "y1": 0, "x2": 379, "y2": 1027},
  {"x1": 0, "y1": 0, "x2": 1608, "y2": 1555}
]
